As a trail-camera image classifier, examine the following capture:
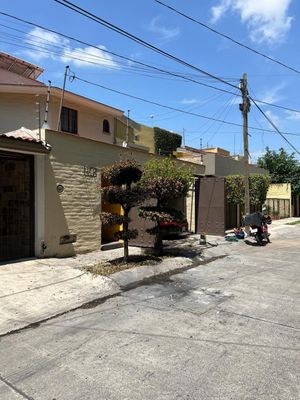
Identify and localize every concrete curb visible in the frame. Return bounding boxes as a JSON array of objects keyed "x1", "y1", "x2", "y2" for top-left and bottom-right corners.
[{"x1": 0, "y1": 235, "x2": 244, "y2": 337}]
